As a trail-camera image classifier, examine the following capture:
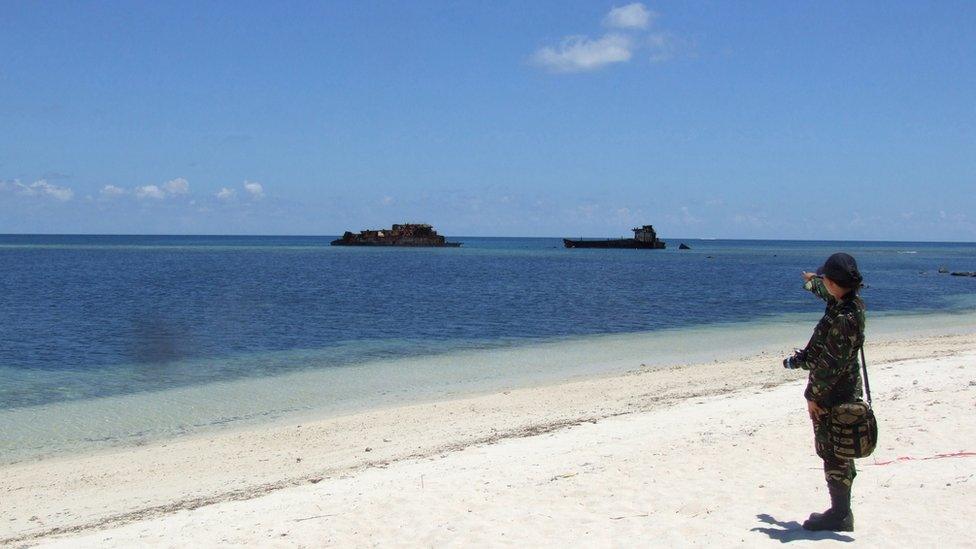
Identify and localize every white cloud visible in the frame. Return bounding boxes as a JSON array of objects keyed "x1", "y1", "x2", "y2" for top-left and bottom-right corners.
[
  {"x1": 666, "y1": 205, "x2": 702, "y2": 226},
  {"x1": 39, "y1": 181, "x2": 73, "y2": 201},
  {"x1": 15, "y1": 179, "x2": 75, "y2": 201},
  {"x1": 576, "y1": 203, "x2": 600, "y2": 218},
  {"x1": 216, "y1": 187, "x2": 235, "y2": 200},
  {"x1": 163, "y1": 177, "x2": 189, "y2": 195},
  {"x1": 243, "y1": 180, "x2": 264, "y2": 198},
  {"x1": 647, "y1": 32, "x2": 680, "y2": 62},
  {"x1": 531, "y1": 3, "x2": 682, "y2": 74},
  {"x1": 532, "y1": 34, "x2": 633, "y2": 73},
  {"x1": 682, "y1": 206, "x2": 699, "y2": 222},
  {"x1": 128, "y1": 178, "x2": 190, "y2": 199},
  {"x1": 101, "y1": 185, "x2": 127, "y2": 196},
  {"x1": 135, "y1": 185, "x2": 165, "y2": 200},
  {"x1": 732, "y1": 212, "x2": 769, "y2": 228},
  {"x1": 604, "y1": 3, "x2": 654, "y2": 30},
  {"x1": 381, "y1": 195, "x2": 394, "y2": 206}
]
